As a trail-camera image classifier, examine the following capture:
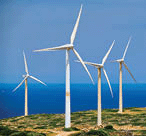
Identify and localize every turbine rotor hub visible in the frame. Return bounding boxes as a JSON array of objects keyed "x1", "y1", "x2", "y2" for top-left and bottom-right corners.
[
  {"x1": 67, "y1": 44, "x2": 74, "y2": 50},
  {"x1": 97, "y1": 64, "x2": 103, "y2": 68},
  {"x1": 120, "y1": 59, "x2": 124, "y2": 63}
]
